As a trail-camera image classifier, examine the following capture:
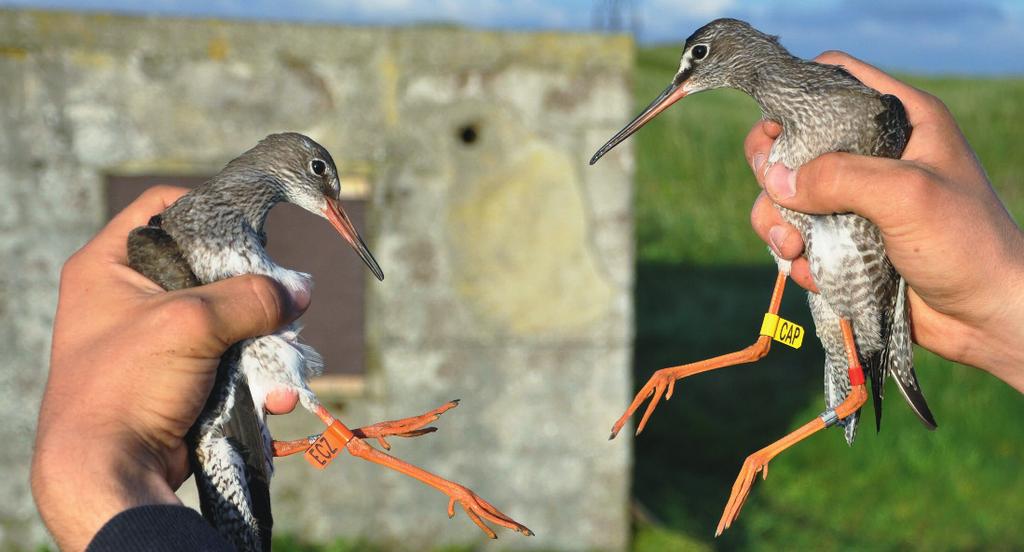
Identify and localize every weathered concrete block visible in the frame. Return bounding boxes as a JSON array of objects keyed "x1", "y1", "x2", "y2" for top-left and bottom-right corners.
[{"x1": 0, "y1": 9, "x2": 634, "y2": 551}]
